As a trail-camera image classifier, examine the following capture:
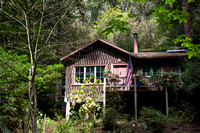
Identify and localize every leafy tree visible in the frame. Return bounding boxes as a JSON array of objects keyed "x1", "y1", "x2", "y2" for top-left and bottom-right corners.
[
  {"x1": 0, "y1": 47, "x2": 28, "y2": 132},
  {"x1": 0, "y1": 47, "x2": 63, "y2": 132},
  {"x1": 0, "y1": 0, "x2": 72, "y2": 132},
  {"x1": 91, "y1": 3, "x2": 130, "y2": 43},
  {"x1": 183, "y1": 59, "x2": 200, "y2": 111}
]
